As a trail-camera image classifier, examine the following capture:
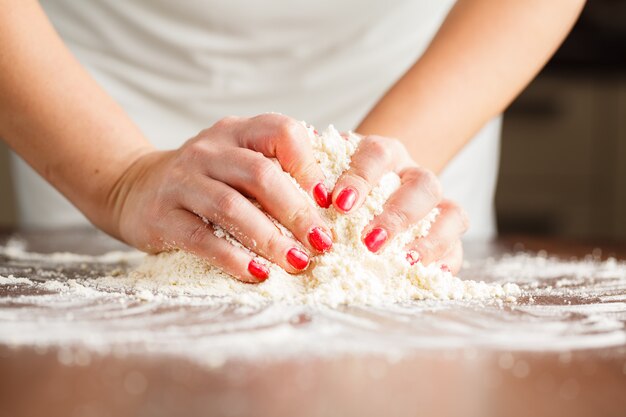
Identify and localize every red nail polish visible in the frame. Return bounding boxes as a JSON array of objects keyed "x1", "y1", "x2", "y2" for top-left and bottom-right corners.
[
  {"x1": 440, "y1": 264, "x2": 451, "y2": 273},
  {"x1": 364, "y1": 227, "x2": 388, "y2": 253},
  {"x1": 287, "y1": 248, "x2": 309, "y2": 270},
  {"x1": 308, "y1": 227, "x2": 333, "y2": 253},
  {"x1": 406, "y1": 250, "x2": 421, "y2": 266},
  {"x1": 248, "y1": 259, "x2": 269, "y2": 281},
  {"x1": 313, "y1": 129, "x2": 319, "y2": 135},
  {"x1": 336, "y1": 188, "x2": 357, "y2": 212},
  {"x1": 313, "y1": 183, "x2": 331, "y2": 208}
]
